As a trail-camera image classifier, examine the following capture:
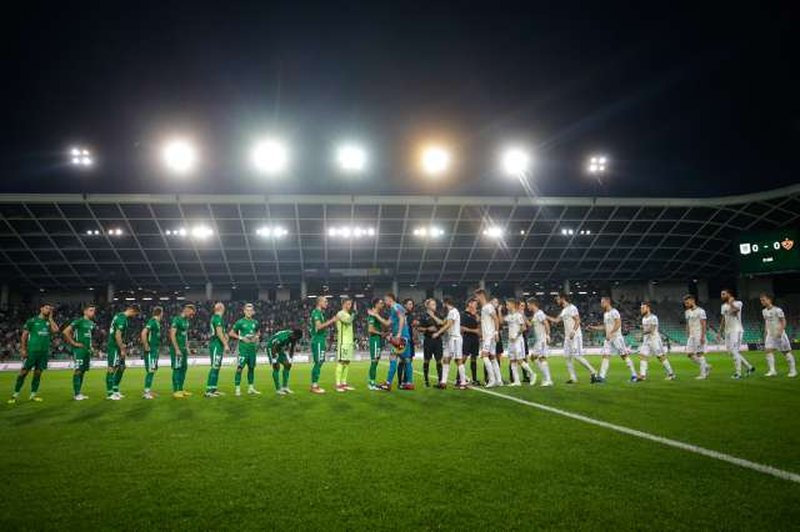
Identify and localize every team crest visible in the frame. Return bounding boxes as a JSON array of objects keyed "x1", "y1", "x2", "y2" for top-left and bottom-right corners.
[{"x1": 782, "y1": 238, "x2": 794, "y2": 251}]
